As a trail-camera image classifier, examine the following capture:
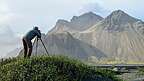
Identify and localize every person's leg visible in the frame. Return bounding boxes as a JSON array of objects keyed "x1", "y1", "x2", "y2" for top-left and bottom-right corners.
[
  {"x1": 22, "y1": 38, "x2": 28, "y2": 58},
  {"x1": 27, "y1": 40, "x2": 33, "y2": 58},
  {"x1": 28, "y1": 48, "x2": 32, "y2": 58}
]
